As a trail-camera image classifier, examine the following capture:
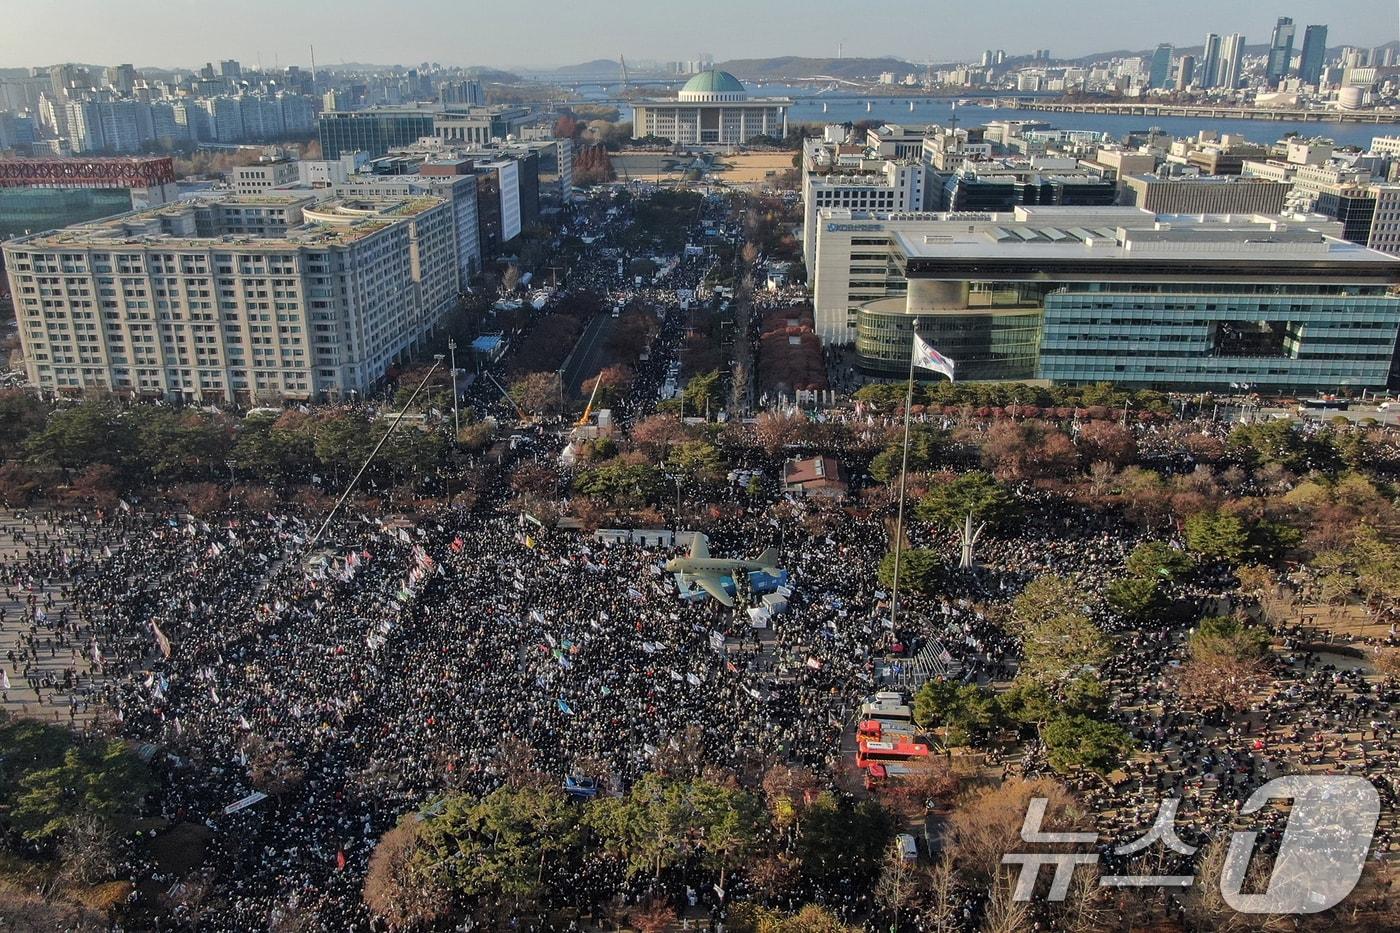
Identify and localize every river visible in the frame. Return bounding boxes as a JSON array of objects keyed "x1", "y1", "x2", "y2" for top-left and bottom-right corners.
[{"x1": 746, "y1": 84, "x2": 1400, "y2": 149}]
